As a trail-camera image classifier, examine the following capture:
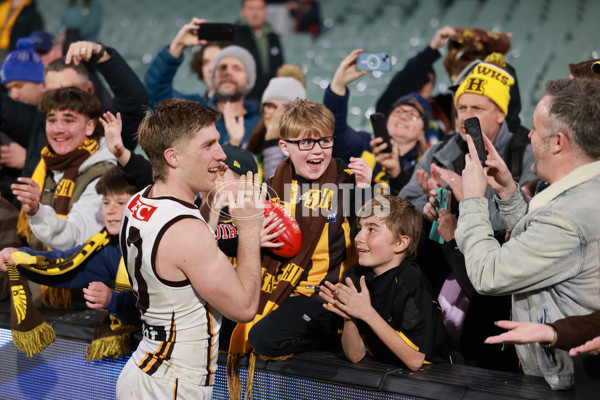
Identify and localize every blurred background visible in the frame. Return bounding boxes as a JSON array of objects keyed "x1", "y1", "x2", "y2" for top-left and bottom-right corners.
[{"x1": 39, "y1": 0, "x2": 600, "y2": 131}]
